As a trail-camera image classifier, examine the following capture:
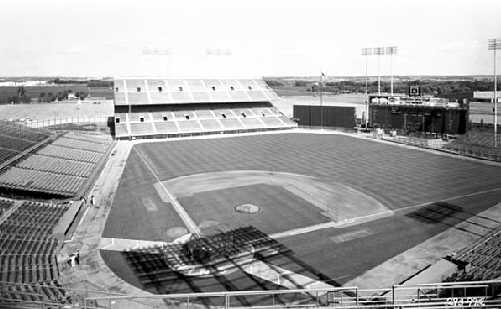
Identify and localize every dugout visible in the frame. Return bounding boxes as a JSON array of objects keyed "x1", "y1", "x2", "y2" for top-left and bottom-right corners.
[{"x1": 293, "y1": 105, "x2": 356, "y2": 128}]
